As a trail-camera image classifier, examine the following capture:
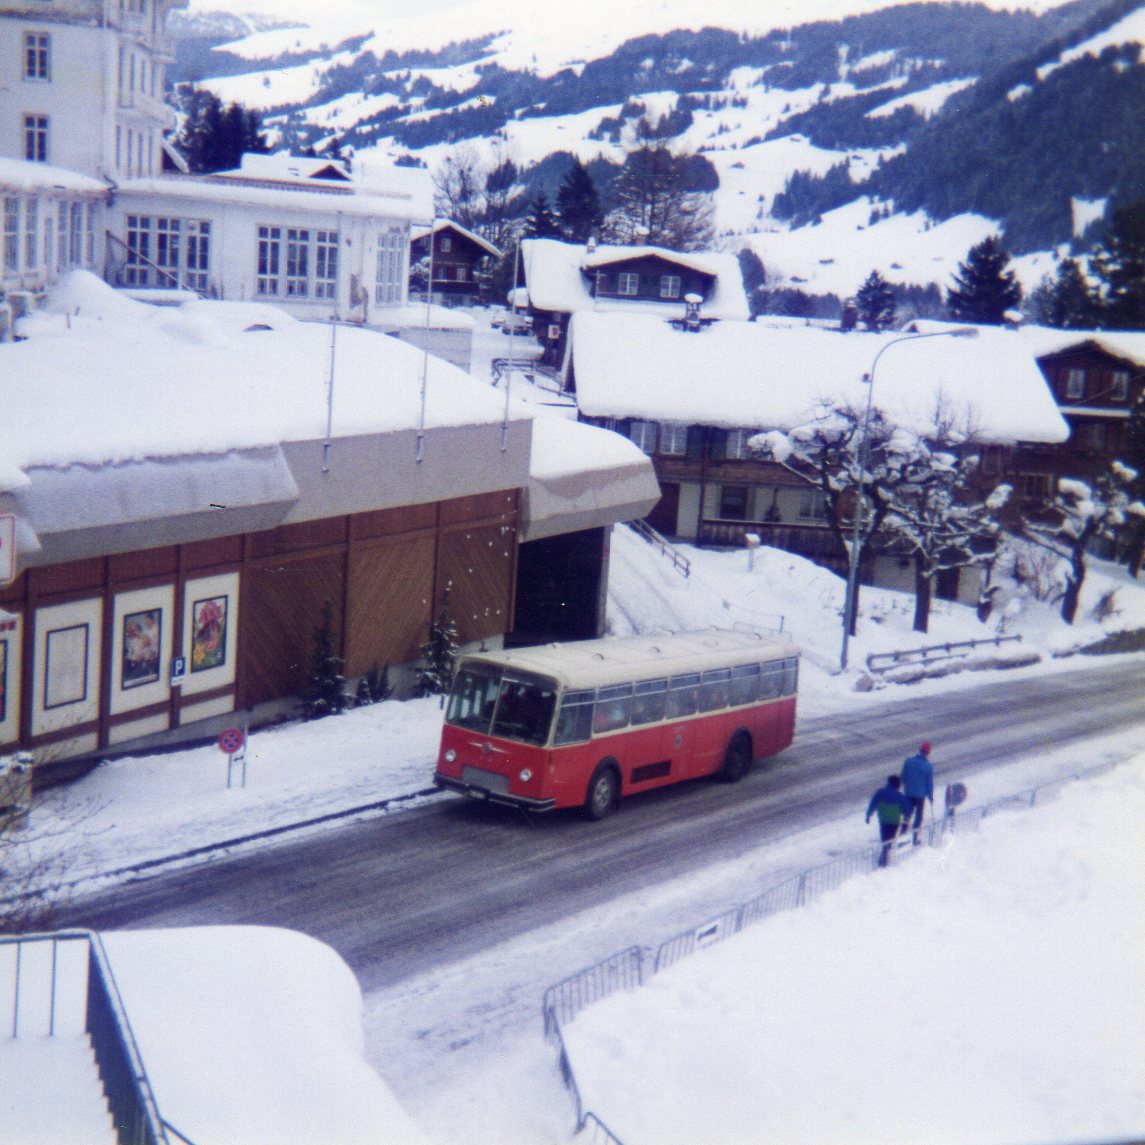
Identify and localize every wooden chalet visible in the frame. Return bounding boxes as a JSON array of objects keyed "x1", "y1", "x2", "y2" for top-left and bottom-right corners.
[{"x1": 410, "y1": 221, "x2": 501, "y2": 304}]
